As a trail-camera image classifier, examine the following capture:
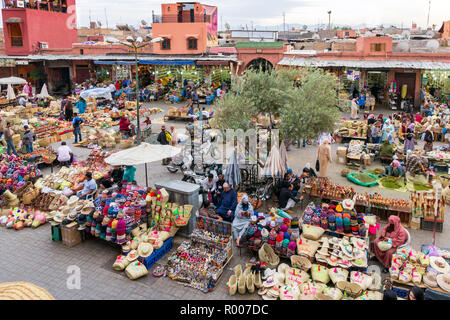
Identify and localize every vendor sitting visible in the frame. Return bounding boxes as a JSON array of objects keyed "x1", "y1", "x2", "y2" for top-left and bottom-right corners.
[
  {"x1": 379, "y1": 139, "x2": 394, "y2": 160},
  {"x1": 232, "y1": 195, "x2": 254, "y2": 246},
  {"x1": 405, "y1": 151, "x2": 428, "y2": 177},
  {"x1": 76, "y1": 172, "x2": 98, "y2": 200},
  {"x1": 385, "y1": 155, "x2": 405, "y2": 177},
  {"x1": 199, "y1": 200, "x2": 222, "y2": 221},
  {"x1": 201, "y1": 173, "x2": 216, "y2": 203},
  {"x1": 279, "y1": 184, "x2": 302, "y2": 212},
  {"x1": 374, "y1": 215, "x2": 408, "y2": 273},
  {"x1": 301, "y1": 163, "x2": 317, "y2": 182},
  {"x1": 100, "y1": 165, "x2": 124, "y2": 189},
  {"x1": 119, "y1": 116, "x2": 132, "y2": 138},
  {"x1": 216, "y1": 183, "x2": 237, "y2": 222}
]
